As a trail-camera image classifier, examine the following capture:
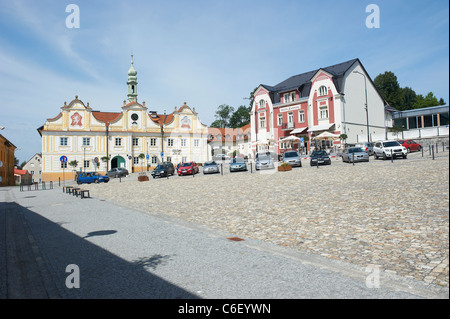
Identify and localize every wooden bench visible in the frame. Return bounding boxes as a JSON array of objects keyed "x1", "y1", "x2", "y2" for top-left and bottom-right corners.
[
  {"x1": 74, "y1": 188, "x2": 90, "y2": 199},
  {"x1": 71, "y1": 188, "x2": 80, "y2": 196},
  {"x1": 63, "y1": 186, "x2": 74, "y2": 193}
]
